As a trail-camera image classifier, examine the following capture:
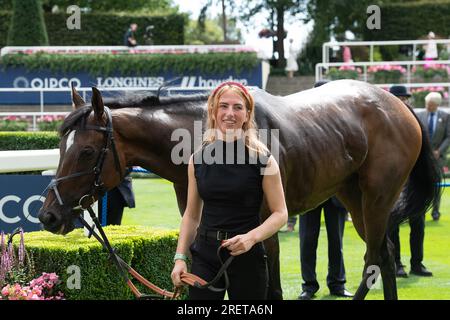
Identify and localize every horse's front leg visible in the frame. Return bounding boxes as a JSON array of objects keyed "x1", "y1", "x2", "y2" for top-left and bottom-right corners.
[{"x1": 173, "y1": 182, "x2": 188, "y2": 216}]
